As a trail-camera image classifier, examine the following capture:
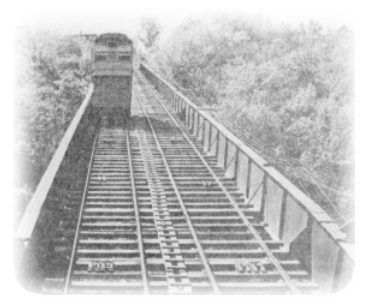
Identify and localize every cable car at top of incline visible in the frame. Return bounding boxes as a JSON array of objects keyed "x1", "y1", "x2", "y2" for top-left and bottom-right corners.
[{"x1": 91, "y1": 33, "x2": 134, "y2": 117}]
